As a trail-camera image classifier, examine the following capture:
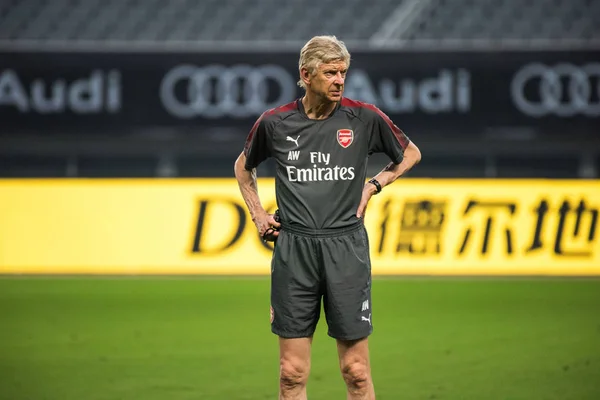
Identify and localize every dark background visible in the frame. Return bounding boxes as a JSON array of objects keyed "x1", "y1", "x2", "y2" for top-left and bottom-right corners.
[{"x1": 1, "y1": 0, "x2": 599, "y2": 179}]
